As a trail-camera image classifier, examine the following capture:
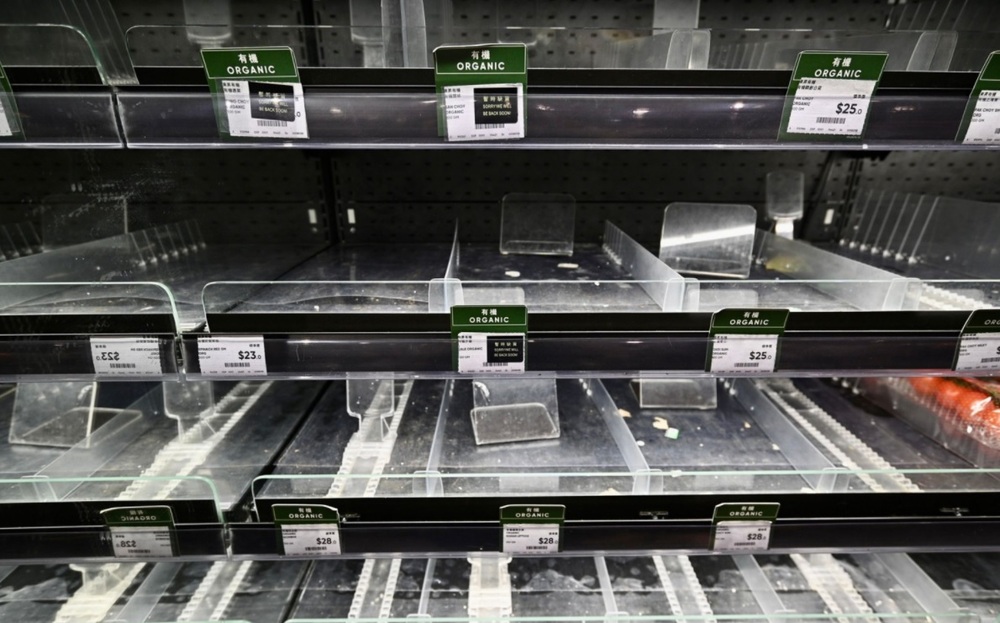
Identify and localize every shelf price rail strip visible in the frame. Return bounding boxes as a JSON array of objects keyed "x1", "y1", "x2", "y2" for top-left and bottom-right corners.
[
  {"x1": 757, "y1": 379, "x2": 920, "y2": 493},
  {"x1": 119, "y1": 381, "x2": 271, "y2": 501},
  {"x1": 341, "y1": 381, "x2": 412, "y2": 623}
]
